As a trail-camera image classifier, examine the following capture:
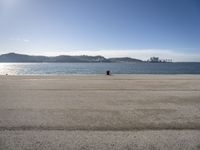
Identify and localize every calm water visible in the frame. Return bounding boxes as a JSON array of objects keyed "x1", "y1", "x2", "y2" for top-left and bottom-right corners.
[{"x1": 0, "y1": 63, "x2": 200, "y2": 75}]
